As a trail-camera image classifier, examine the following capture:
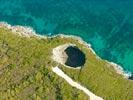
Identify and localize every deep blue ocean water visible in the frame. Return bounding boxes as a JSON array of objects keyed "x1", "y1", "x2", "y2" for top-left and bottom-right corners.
[{"x1": 0, "y1": 0, "x2": 133, "y2": 73}]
